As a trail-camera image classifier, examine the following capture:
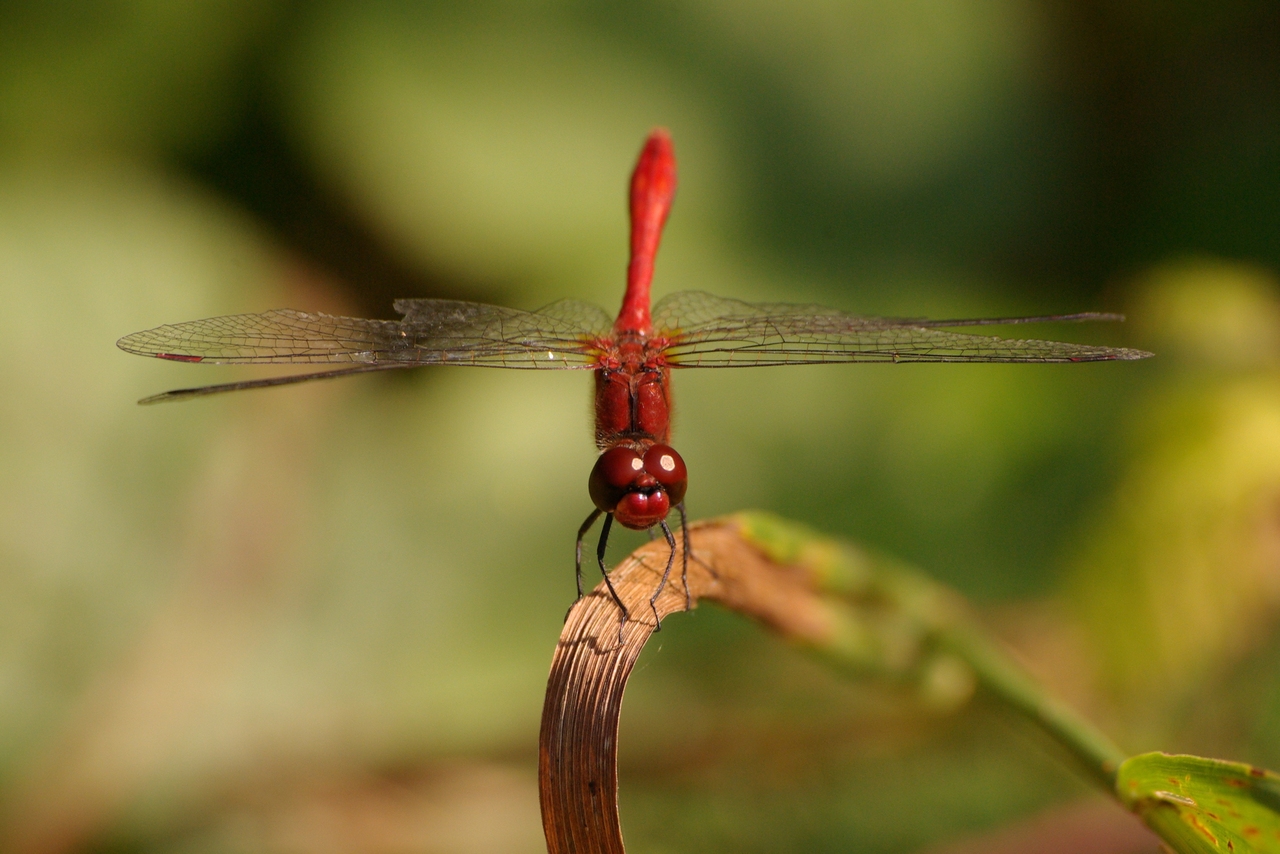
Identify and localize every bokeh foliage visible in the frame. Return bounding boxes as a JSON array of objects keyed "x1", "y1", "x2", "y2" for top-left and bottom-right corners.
[{"x1": 1, "y1": 2, "x2": 1279, "y2": 852}]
